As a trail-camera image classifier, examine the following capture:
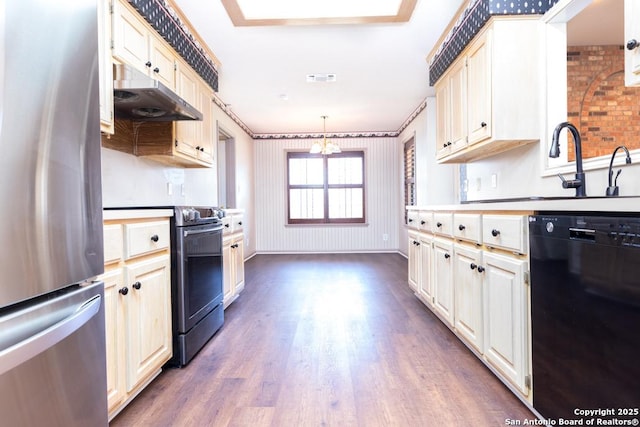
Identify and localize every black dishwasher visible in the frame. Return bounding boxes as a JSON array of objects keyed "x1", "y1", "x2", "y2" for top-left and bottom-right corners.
[{"x1": 529, "y1": 214, "x2": 640, "y2": 422}]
